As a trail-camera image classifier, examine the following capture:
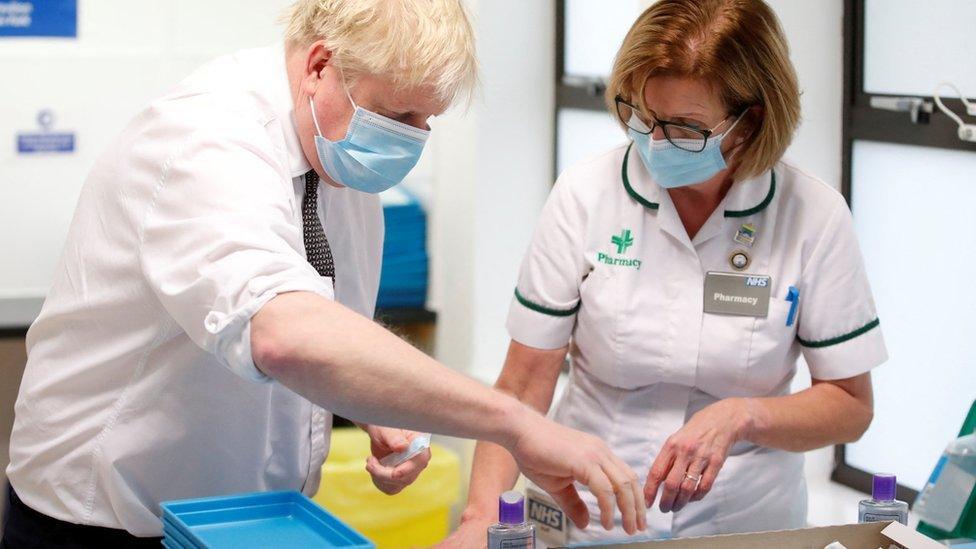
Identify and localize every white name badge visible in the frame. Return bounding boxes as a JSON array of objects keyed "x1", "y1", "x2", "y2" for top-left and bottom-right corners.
[{"x1": 703, "y1": 271, "x2": 772, "y2": 317}]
